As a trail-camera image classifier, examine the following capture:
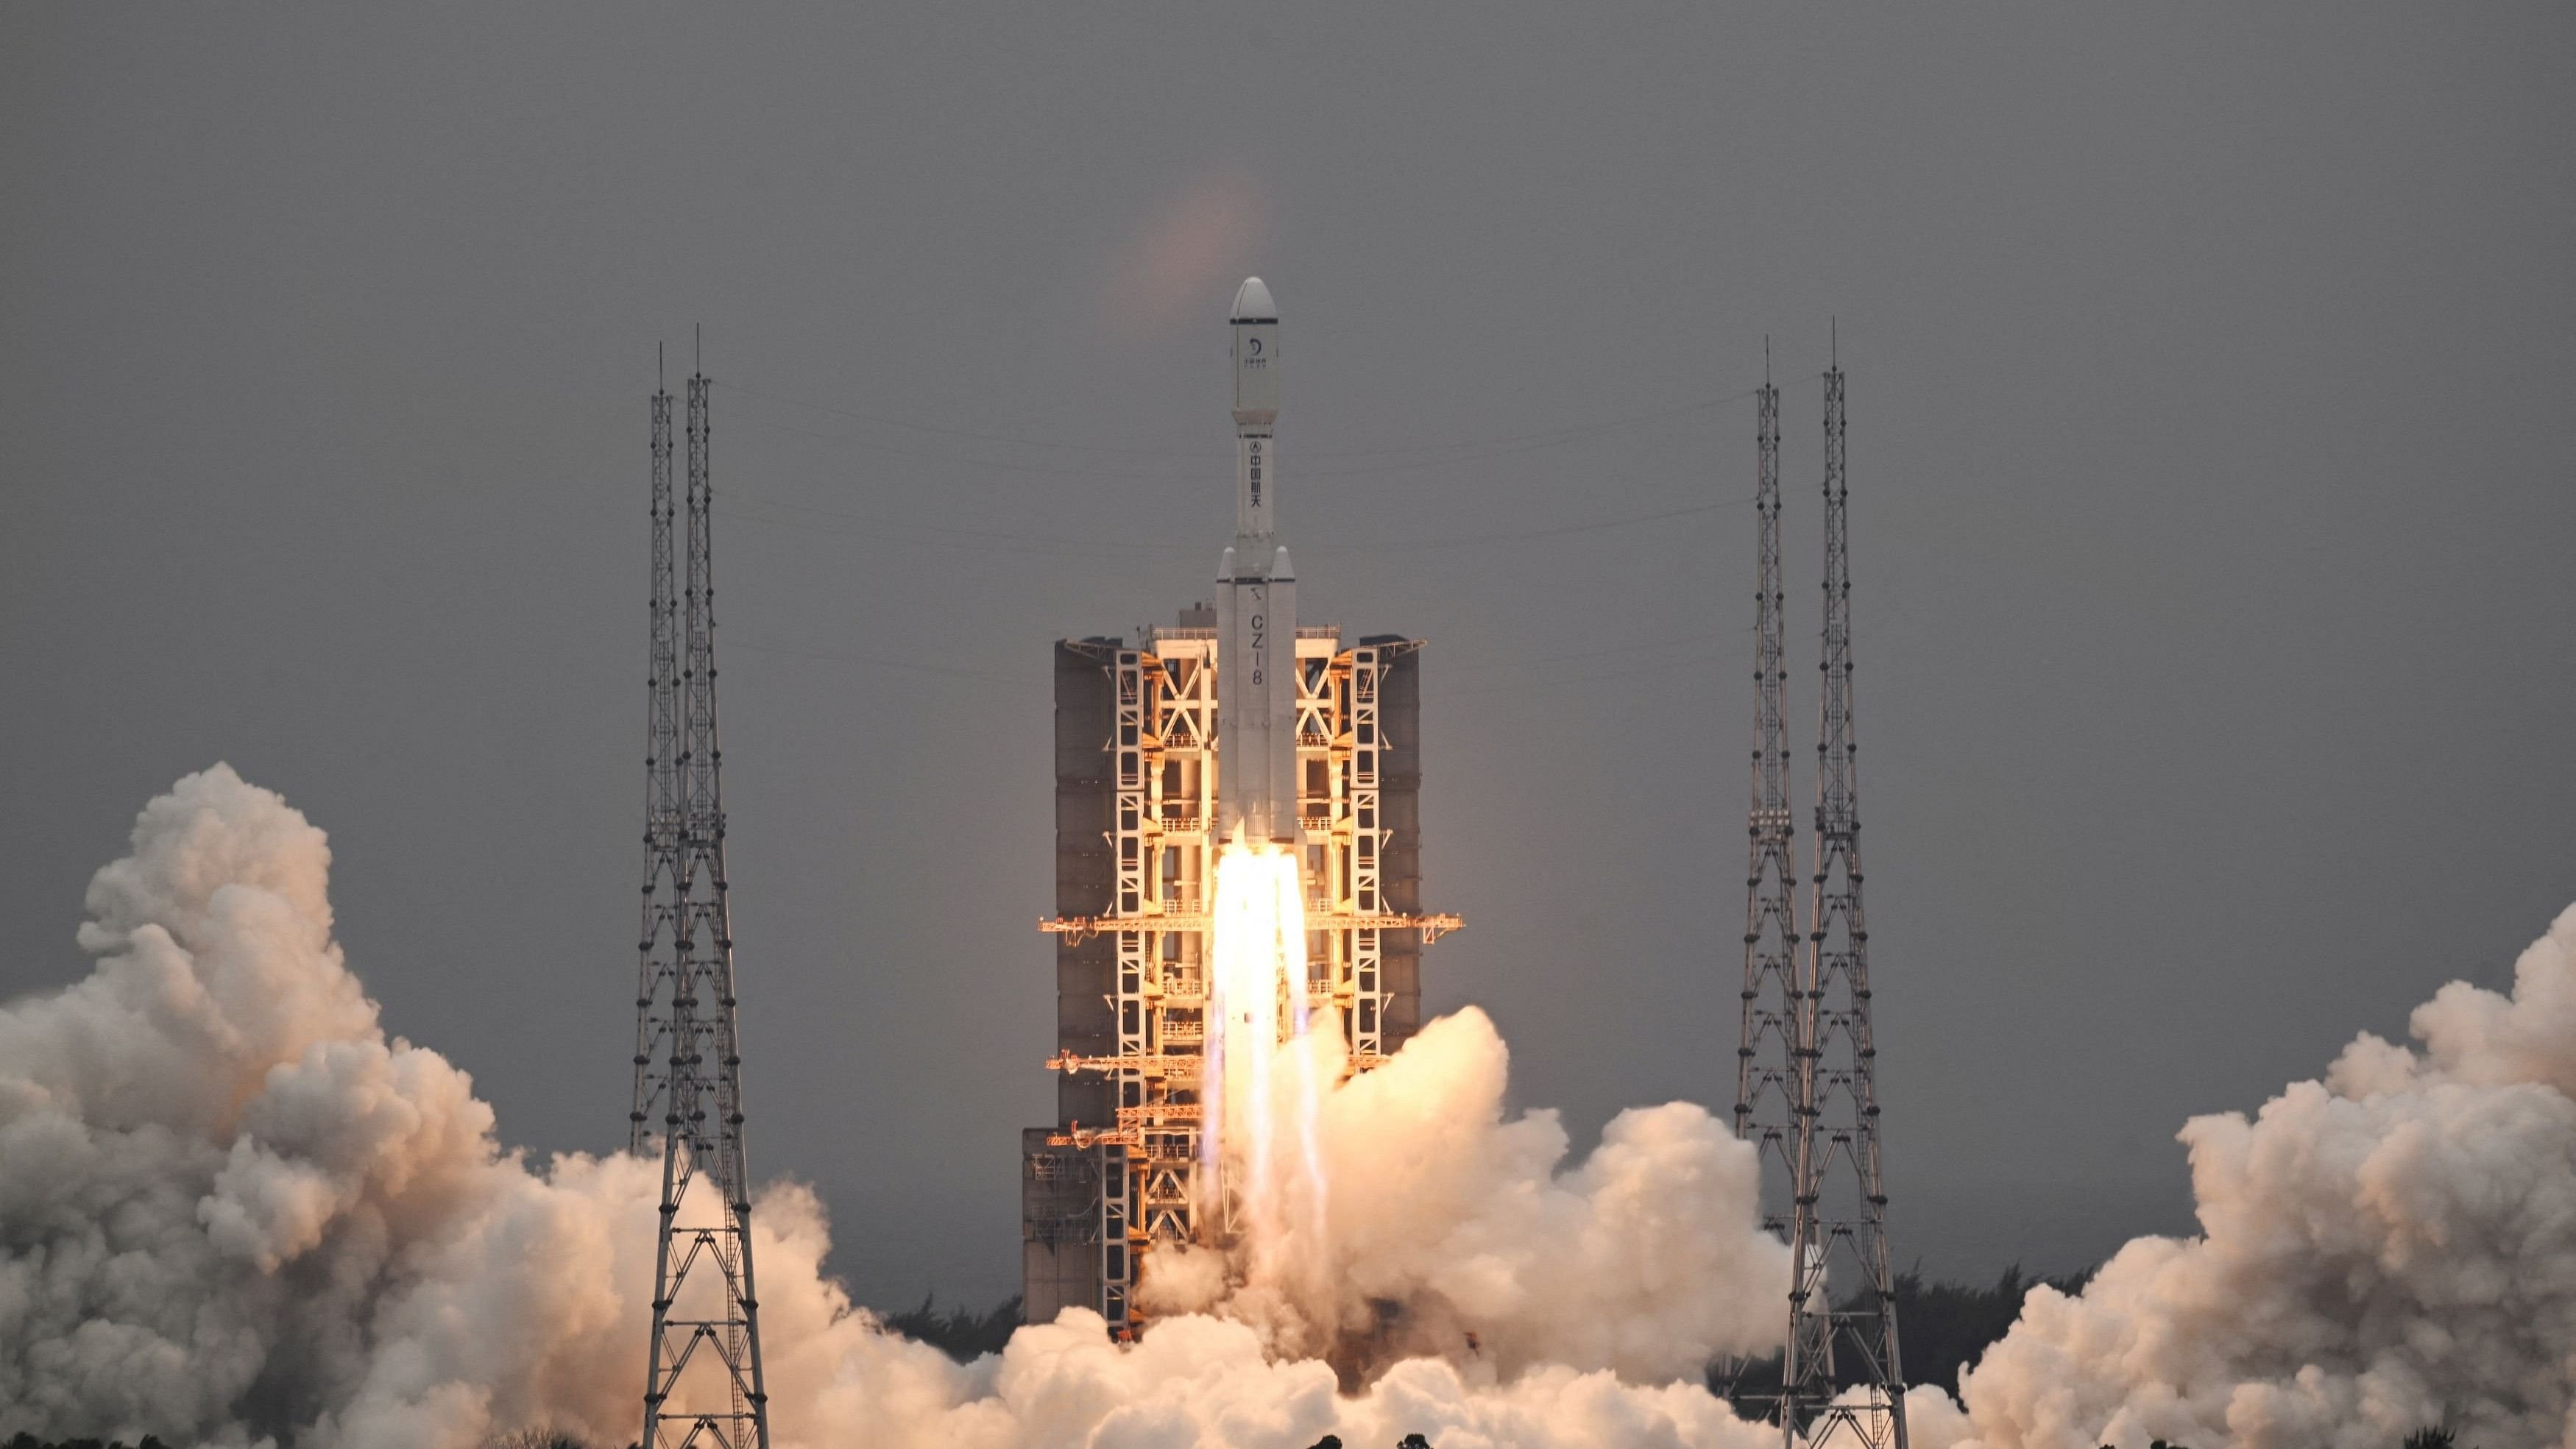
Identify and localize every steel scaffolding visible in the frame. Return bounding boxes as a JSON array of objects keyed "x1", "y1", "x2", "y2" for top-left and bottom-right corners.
[{"x1": 1025, "y1": 624, "x2": 1454, "y2": 1333}]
